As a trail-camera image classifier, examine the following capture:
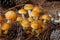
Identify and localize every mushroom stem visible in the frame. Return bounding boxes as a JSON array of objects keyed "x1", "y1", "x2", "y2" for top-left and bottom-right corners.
[
  {"x1": 43, "y1": 20, "x2": 46, "y2": 23},
  {"x1": 3, "y1": 30, "x2": 8, "y2": 34},
  {"x1": 7, "y1": 20, "x2": 11, "y2": 23},
  {"x1": 31, "y1": 29, "x2": 35, "y2": 34},
  {"x1": 28, "y1": 10, "x2": 31, "y2": 17},
  {"x1": 23, "y1": 27, "x2": 25, "y2": 30},
  {"x1": 35, "y1": 17, "x2": 38, "y2": 20},
  {"x1": 33, "y1": 17, "x2": 38, "y2": 20},
  {"x1": 32, "y1": 29, "x2": 35, "y2": 32},
  {"x1": 36, "y1": 33, "x2": 39, "y2": 37},
  {"x1": 22, "y1": 14, "x2": 25, "y2": 19}
]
